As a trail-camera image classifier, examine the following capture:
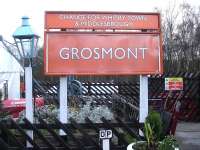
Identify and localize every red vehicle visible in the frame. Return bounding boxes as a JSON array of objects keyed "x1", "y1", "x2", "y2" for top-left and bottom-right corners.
[{"x1": 2, "y1": 97, "x2": 44, "y2": 119}]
